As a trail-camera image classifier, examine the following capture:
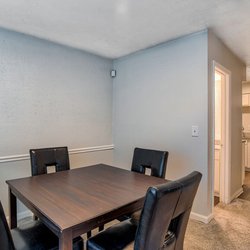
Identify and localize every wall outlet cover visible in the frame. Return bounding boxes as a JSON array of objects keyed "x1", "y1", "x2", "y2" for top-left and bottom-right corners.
[{"x1": 192, "y1": 125, "x2": 199, "y2": 137}]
